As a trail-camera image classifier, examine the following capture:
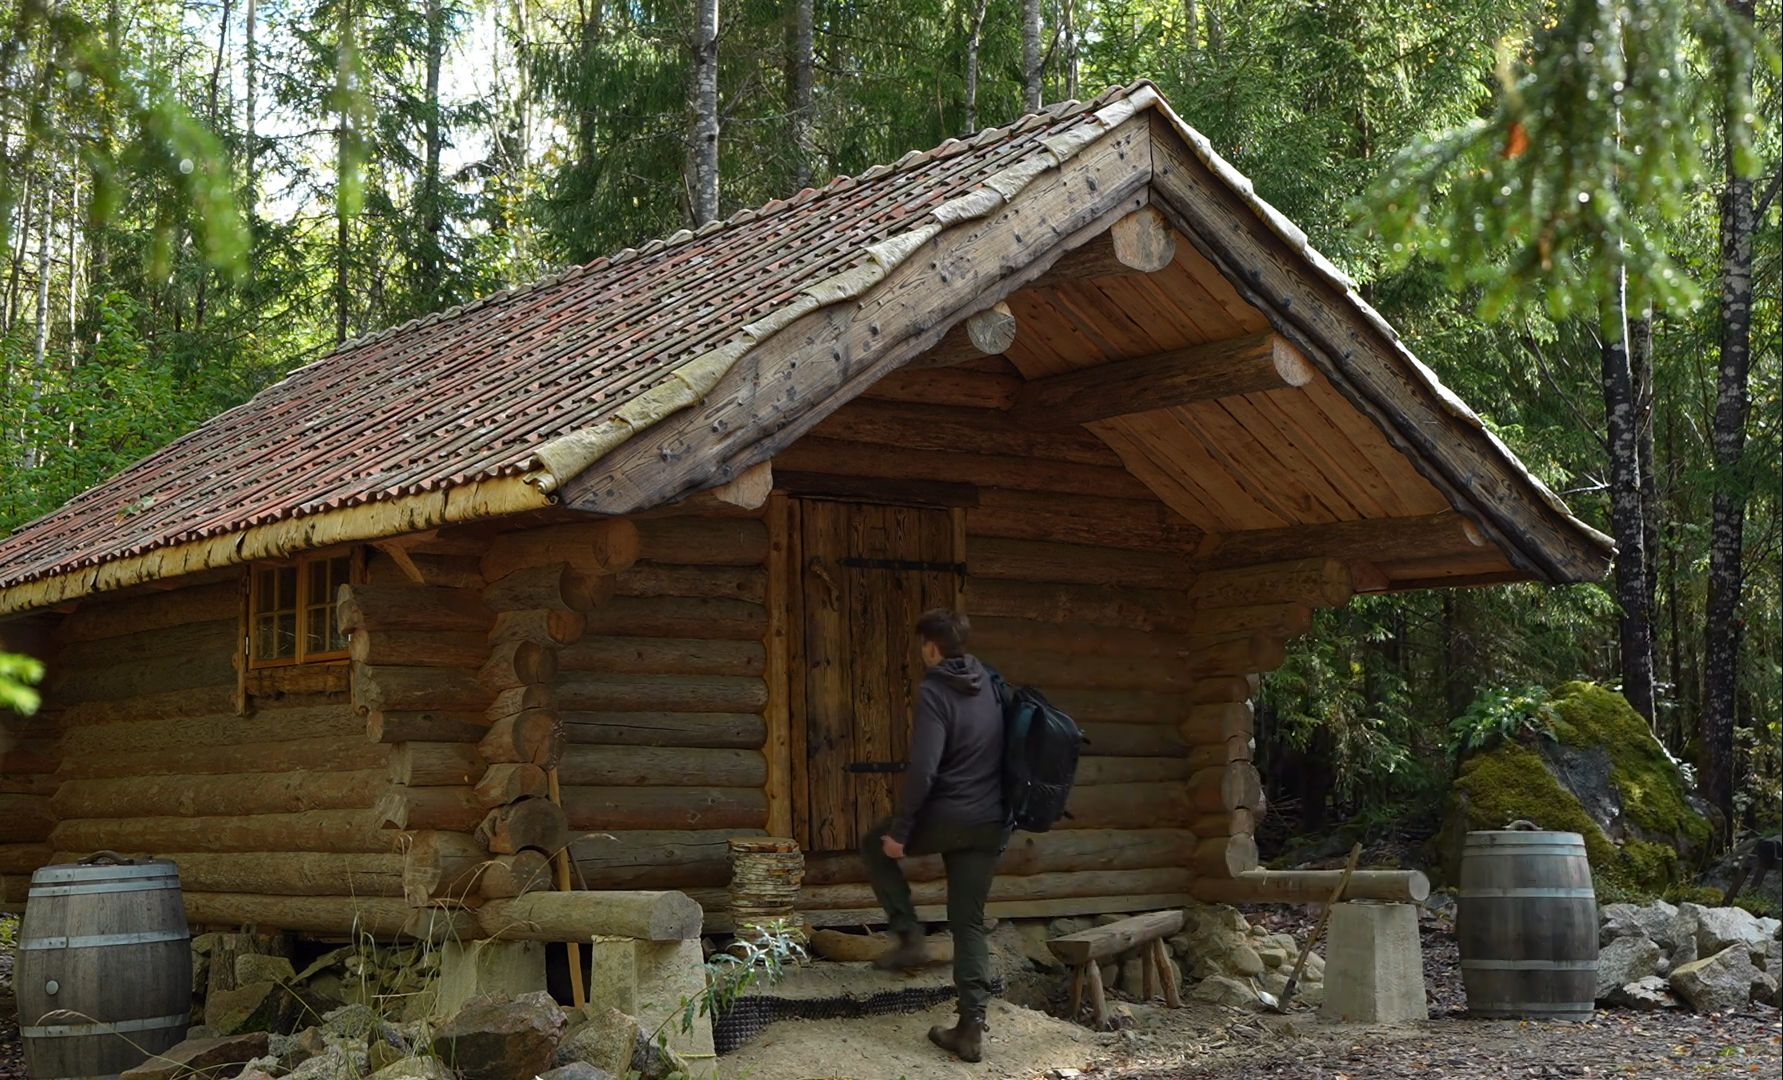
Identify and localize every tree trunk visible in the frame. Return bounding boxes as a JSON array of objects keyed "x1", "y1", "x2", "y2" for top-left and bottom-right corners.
[
  {"x1": 1702, "y1": 0, "x2": 1757, "y2": 834},
  {"x1": 420, "y1": 0, "x2": 445, "y2": 307},
  {"x1": 1062, "y1": 0, "x2": 1078, "y2": 99},
  {"x1": 689, "y1": 0, "x2": 720, "y2": 225},
  {"x1": 1630, "y1": 309, "x2": 1660, "y2": 645},
  {"x1": 1664, "y1": 405, "x2": 1685, "y2": 751},
  {"x1": 1599, "y1": 275, "x2": 1656, "y2": 727},
  {"x1": 787, "y1": 0, "x2": 814, "y2": 190},
  {"x1": 23, "y1": 186, "x2": 53, "y2": 470},
  {"x1": 1206, "y1": 0, "x2": 1224, "y2": 61},
  {"x1": 963, "y1": 0, "x2": 989, "y2": 134},
  {"x1": 334, "y1": 2, "x2": 357, "y2": 345},
  {"x1": 1021, "y1": 0, "x2": 1043, "y2": 112},
  {"x1": 1183, "y1": 0, "x2": 1199, "y2": 67},
  {"x1": 245, "y1": 0, "x2": 258, "y2": 212}
]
